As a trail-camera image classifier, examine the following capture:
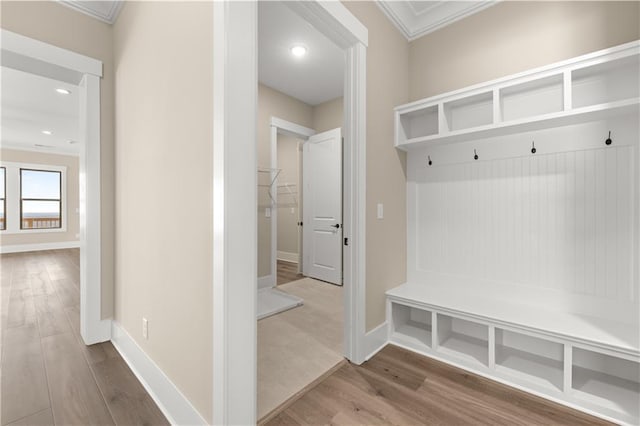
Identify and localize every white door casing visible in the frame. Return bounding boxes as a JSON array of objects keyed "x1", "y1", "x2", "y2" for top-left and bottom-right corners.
[{"x1": 303, "y1": 128, "x2": 343, "y2": 285}]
